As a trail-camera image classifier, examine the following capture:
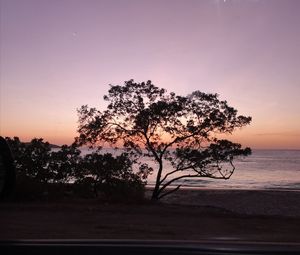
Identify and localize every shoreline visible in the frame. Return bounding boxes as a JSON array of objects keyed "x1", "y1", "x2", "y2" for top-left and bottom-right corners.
[
  {"x1": 146, "y1": 185, "x2": 300, "y2": 192},
  {"x1": 146, "y1": 188, "x2": 300, "y2": 218}
]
